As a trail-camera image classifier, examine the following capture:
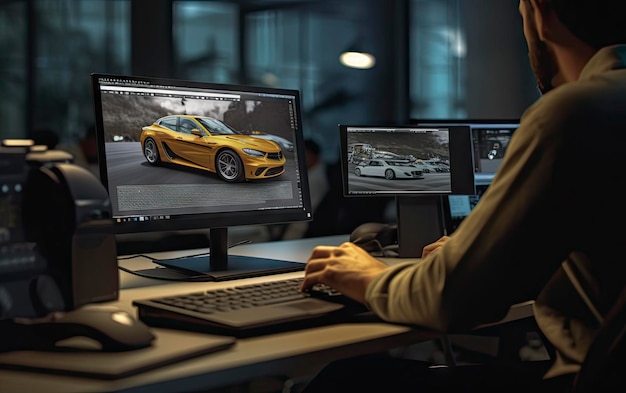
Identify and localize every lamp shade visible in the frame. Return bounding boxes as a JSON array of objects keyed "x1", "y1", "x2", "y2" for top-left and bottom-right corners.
[{"x1": 339, "y1": 39, "x2": 376, "y2": 69}]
